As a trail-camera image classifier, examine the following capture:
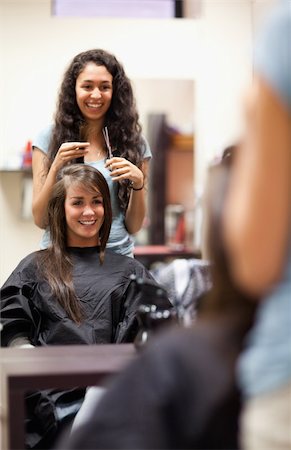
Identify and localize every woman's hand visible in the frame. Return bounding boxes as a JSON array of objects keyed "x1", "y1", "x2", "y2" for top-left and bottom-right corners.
[
  {"x1": 32, "y1": 142, "x2": 90, "y2": 229},
  {"x1": 51, "y1": 142, "x2": 90, "y2": 171},
  {"x1": 105, "y1": 157, "x2": 144, "y2": 189}
]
